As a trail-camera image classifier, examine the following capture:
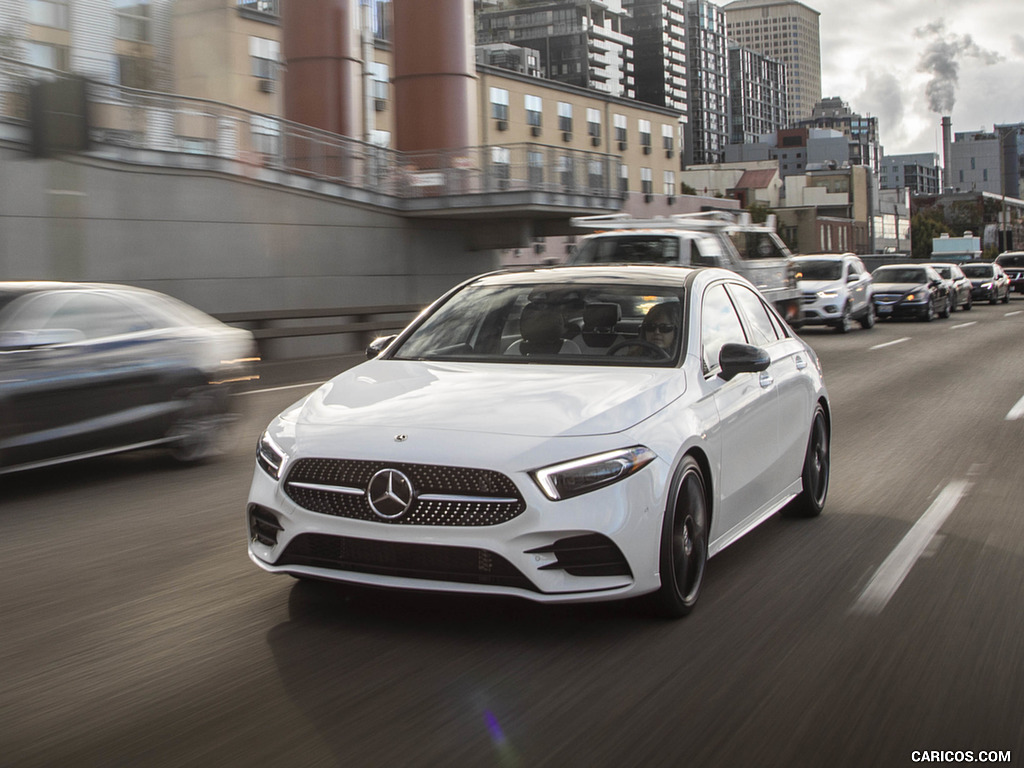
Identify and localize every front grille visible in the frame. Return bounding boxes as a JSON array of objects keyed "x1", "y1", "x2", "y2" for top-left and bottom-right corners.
[
  {"x1": 284, "y1": 458, "x2": 526, "y2": 526},
  {"x1": 276, "y1": 533, "x2": 538, "y2": 591},
  {"x1": 527, "y1": 534, "x2": 632, "y2": 577},
  {"x1": 873, "y1": 294, "x2": 902, "y2": 304}
]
